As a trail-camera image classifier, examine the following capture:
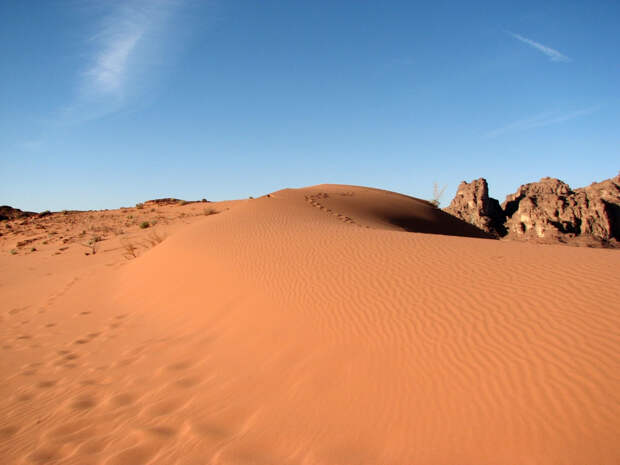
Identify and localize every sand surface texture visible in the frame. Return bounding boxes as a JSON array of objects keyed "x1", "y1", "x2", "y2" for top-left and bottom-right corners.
[{"x1": 1, "y1": 185, "x2": 619, "y2": 465}]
